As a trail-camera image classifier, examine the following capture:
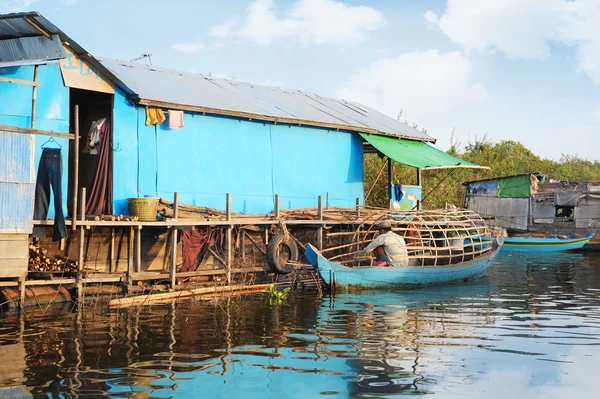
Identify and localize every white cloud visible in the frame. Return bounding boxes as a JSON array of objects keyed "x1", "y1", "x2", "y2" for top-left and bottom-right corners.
[
  {"x1": 210, "y1": 0, "x2": 384, "y2": 46},
  {"x1": 171, "y1": 43, "x2": 205, "y2": 54},
  {"x1": 1, "y1": 0, "x2": 81, "y2": 13},
  {"x1": 335, "y1": 49, "x2": 486, "y2": 126},
  {"x1": 427, "y1": 0, "x2": 600, "y2": 83},
  {"x1": 0, "y1": 0, "x2": 38, "y2": 12},
  {"x1": 210, "y1": 19, "x2": 238, "y2": 38}
]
